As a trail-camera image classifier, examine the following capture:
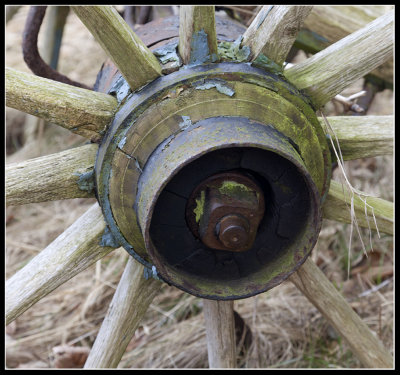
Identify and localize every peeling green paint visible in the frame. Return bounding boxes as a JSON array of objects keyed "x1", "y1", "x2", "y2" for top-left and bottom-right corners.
[
  {"x1": 143, "y1": 265, "x2": 162, "y2": 281},
  {"x1": 109, "y1": 75, "x2": 131, "y2": 103},
  {"x1": 218, "y1": 37, "x2": 251, "y2": 63},
  {"x1": 134, "y1": 157, "x2": 143, "y2": 173},
  {"x1": 194, "y1": 190, "x2": 205, "y2": 223},
  {"x1": 189, "y1": 29, "x2": 216, "y2": 66},
  {"x1": 193, "y1": 78, "x2": 235, "y2": 97},
  {"x1": 118, "y1": 136, "x2": 127, "y2": 149},
  {"x1": 179, "y1": 115, "x2": 192, "y2": 130},
  {"x1": 100, "y1": 225, "x2": 120, "y2": 248},
  {"x1": 74, "y1": 170, "x2": 95, "y2": 193},
  {"x1": 153, "y1": 42, "x2": 181, "y2": 67}
]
